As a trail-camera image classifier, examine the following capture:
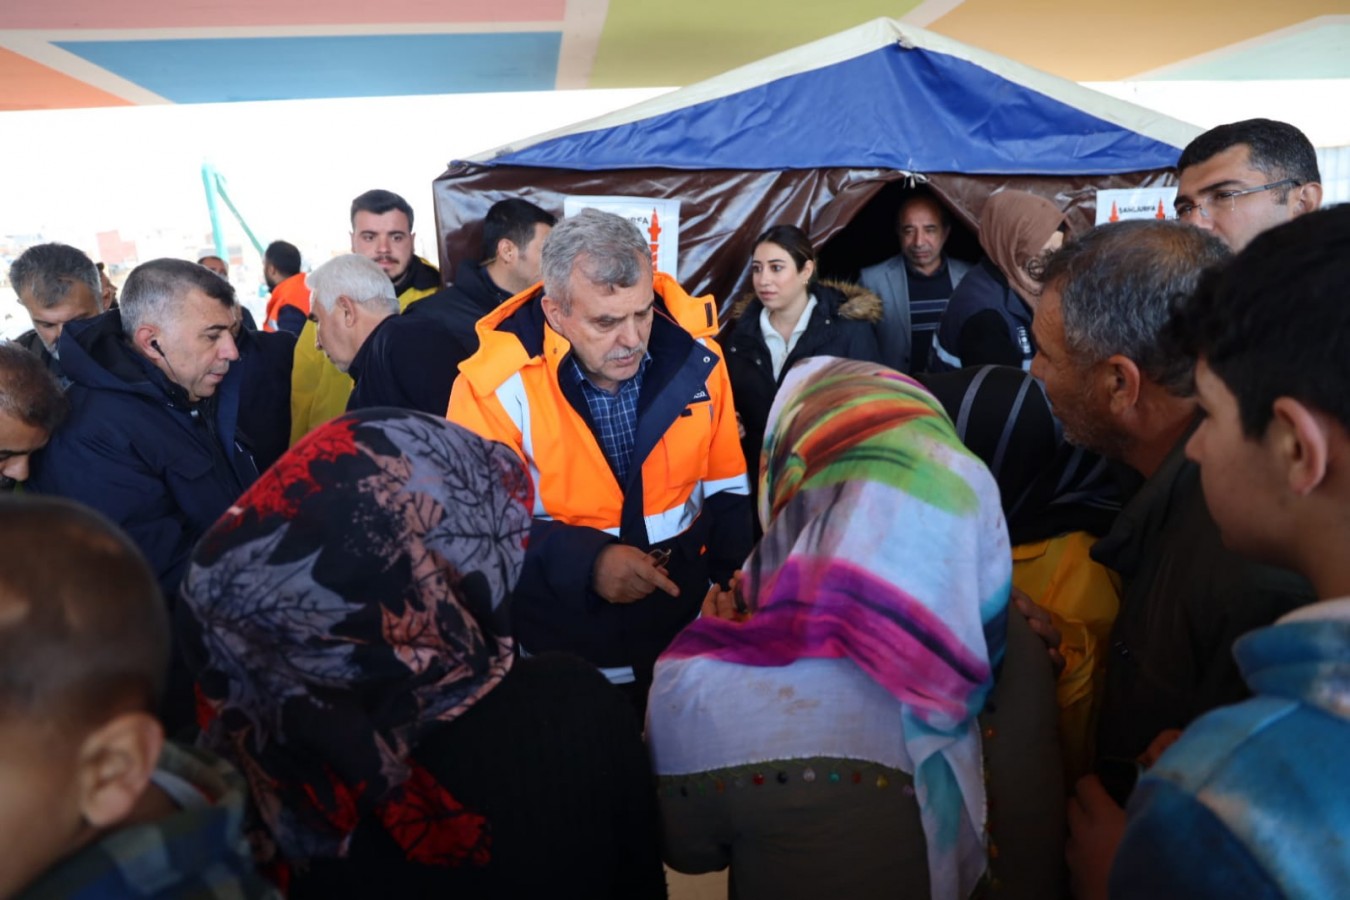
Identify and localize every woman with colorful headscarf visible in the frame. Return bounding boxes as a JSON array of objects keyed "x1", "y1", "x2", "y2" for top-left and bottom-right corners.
[
  {"x1": 178, "y1": 407, "x2": 665, "y2": 898},
  {"x1": 648, "y1": 357, "x2": 1063, "y2": 899},
  {"x1": 930, "y1": 190, "x2": 1067, "y2": 372}
]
